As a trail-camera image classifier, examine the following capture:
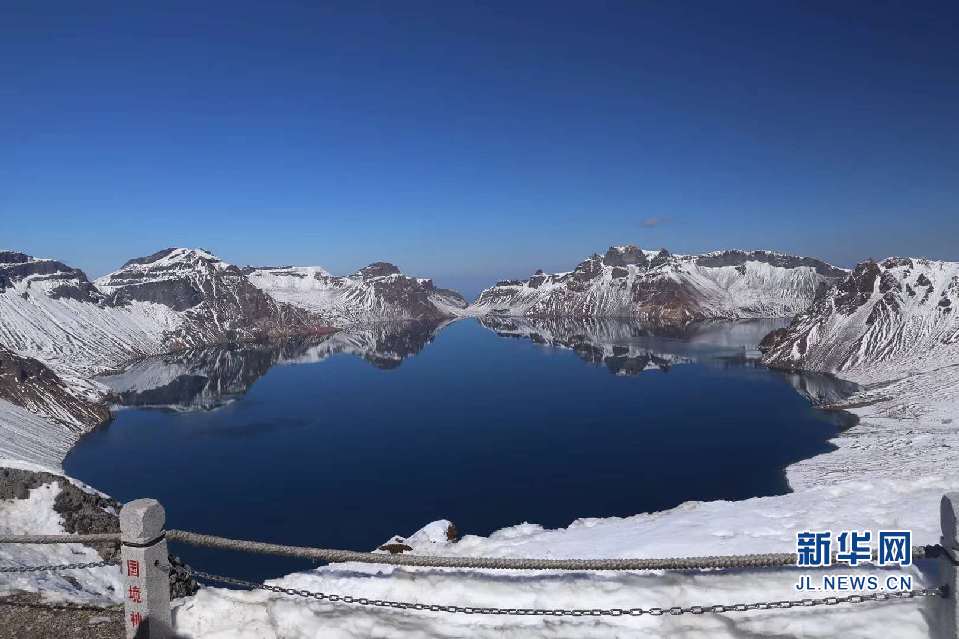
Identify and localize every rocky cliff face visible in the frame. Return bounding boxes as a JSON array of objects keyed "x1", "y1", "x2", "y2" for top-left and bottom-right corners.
[
  {"x1": 0, "y1": 348, "x2": 109, "y2": 431},
  {"x1": 470, "y1": 246, "x2": 846, "y2": 323},
  {"x1": 96, "y1": 248, "x2": 327, "y2": 349},
  {"x1": 245, "y1": 262, "x2": 468, "y2": 327},
  {"x1": 760, "y1": 257, "x2": 959, "y2": 377}
]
